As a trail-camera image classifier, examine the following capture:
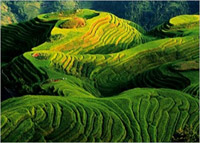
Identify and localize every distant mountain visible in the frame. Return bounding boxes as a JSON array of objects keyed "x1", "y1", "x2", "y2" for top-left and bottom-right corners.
[
  {"x1": 1, "y1": 2, "x2": 17, "y2": 25},
  {"x1": 1, "y1": 0, "x2": 78, "y2": 25}
]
